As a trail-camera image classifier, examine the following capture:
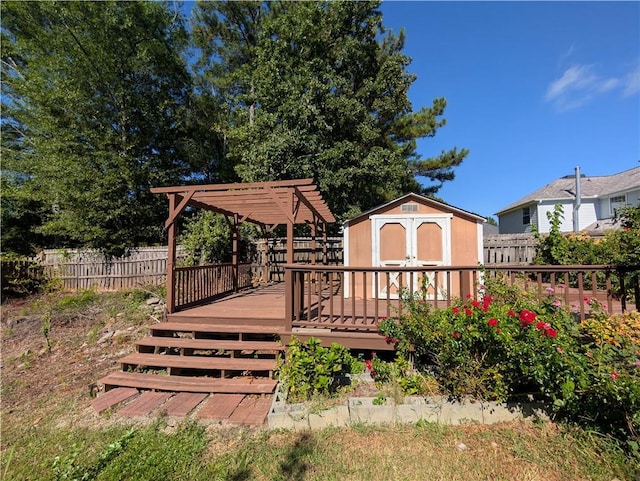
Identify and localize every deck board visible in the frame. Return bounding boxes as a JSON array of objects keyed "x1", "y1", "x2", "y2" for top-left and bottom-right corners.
[
  {"x1": 197, "y1": 394, "x2": 245, "y2": 420},
  {"x1": 228, "y1": 395, "x2": 272, "y2": 426},
  {"x1": 118, "y1": 392, "x2": 172, "y2": 417},
  {"x1": 91, "y1": 387, "x2": 139, "y2": 414},
  {"x1": 161, "y1": 392, "x2": 208, "y2": 417}
]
